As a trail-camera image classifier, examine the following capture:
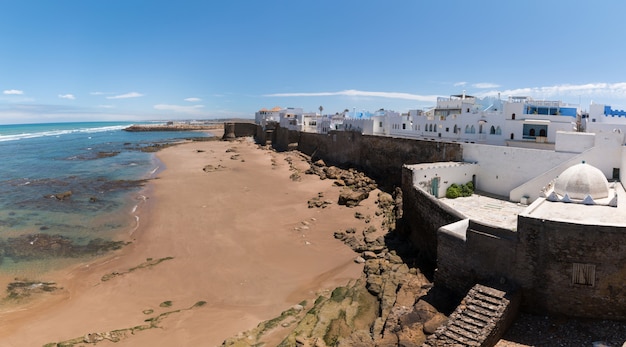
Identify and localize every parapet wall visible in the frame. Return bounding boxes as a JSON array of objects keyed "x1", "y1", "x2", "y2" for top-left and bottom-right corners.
[
  {"x1": 402, "y1": 166, "x2": 465, "y2": 265},
  {"x1": 515, "y1": 215, "x2": 626, "y2": 319},
  {"x1": 297, "y1": 130, "x2": 463, "y2": 188},
  {"x1": 436, "y1": 219, "x2": 518, "y2": 297}
]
